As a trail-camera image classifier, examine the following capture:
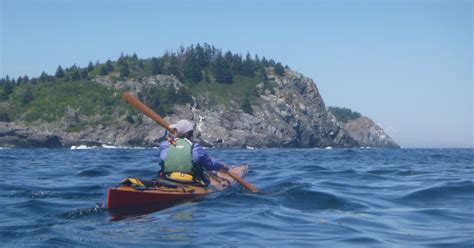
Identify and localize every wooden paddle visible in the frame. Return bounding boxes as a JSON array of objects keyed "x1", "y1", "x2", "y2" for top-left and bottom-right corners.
[
  {"x1": 122, "y1": 92, "x2": 259, "y2": 193},
  {"x1": 122, "y1": 92, "x2": 175, "y2": 134},
  {"x1": 222, "y1": 166, "x2": 259, "y2": 193}
]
